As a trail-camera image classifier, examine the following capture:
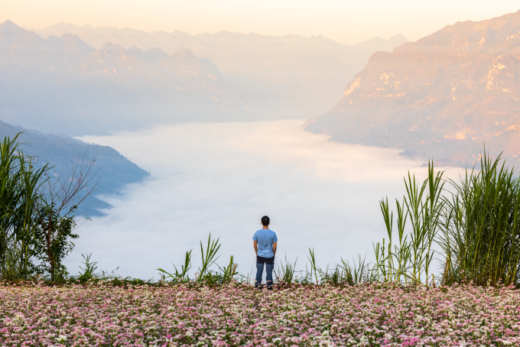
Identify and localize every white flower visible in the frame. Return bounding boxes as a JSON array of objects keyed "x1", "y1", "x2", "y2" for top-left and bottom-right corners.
[{"x1": 56, "y1": 335, "x2": 68, "y2": 342}]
